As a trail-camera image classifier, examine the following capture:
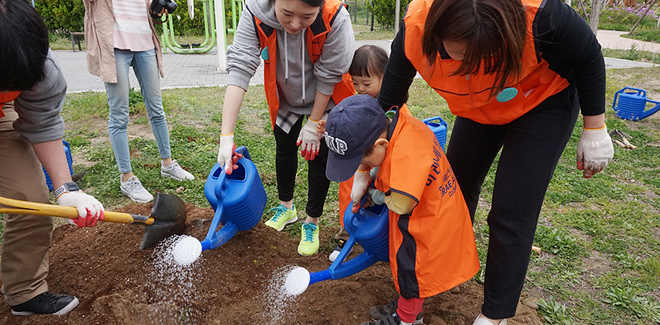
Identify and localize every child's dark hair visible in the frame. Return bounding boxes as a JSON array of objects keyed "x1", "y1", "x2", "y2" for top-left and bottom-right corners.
[
  {"x1": 0, "y1": 0, "x2": 50, "y2": 91},
  {"x1": 349, "y1": 45, "x2": 389, "y2": 78},
  {"x1": 421, "y1": 0, "x2": 526, "y2": 96},
  {"x1": 273, "y1": 0, "x2": 325, "y2": 7}
]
